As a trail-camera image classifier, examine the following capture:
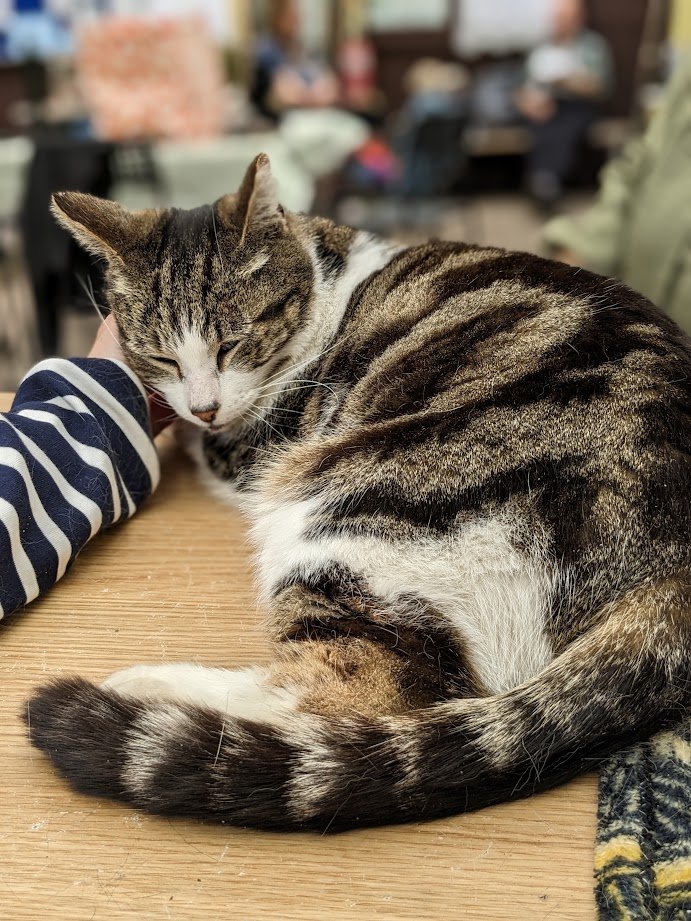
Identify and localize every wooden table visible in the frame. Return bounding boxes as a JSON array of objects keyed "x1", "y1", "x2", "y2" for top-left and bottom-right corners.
[{"x1": 0, "y1": 394, "x2": 598, "y2": 920}]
